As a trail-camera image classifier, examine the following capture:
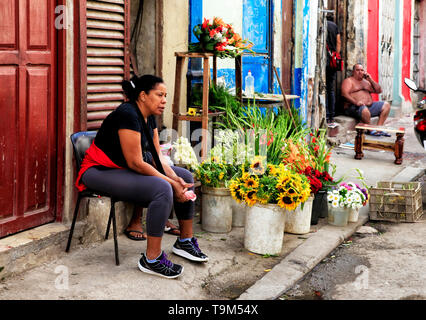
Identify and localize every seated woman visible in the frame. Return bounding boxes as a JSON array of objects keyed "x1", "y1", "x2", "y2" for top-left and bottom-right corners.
[{"x1": 76, "y1": 75, "x2": 208, "y2": 279}]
